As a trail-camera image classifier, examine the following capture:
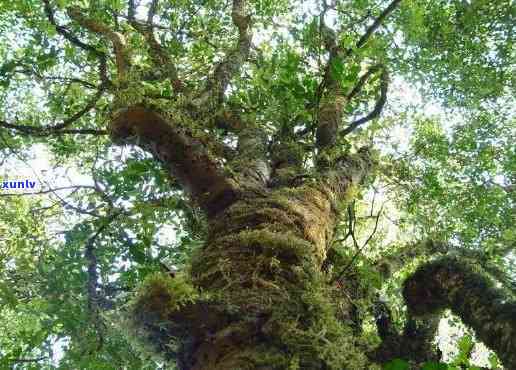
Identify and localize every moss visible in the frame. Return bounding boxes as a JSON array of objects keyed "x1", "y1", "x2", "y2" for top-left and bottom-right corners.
[
  {"x1": 256, "y1": 274, "x2": 369, "y2": 369},
  {"x1": 120, "y1": 178, "x2": 375, "y2": 368},
  {"x1": 121, "y1": 272, "x2": 202, "y2": 363},
  {"x1": 136, "y1": 272, "x2": 199, "y2": 312},
  {"x1": 270, "y1": 140, "x2": 305, "y2": 168}
]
